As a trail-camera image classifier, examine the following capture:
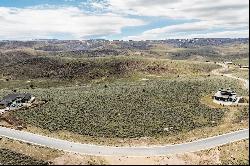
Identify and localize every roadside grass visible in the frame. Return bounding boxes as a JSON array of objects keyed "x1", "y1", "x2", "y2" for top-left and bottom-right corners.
[
  {"x1": 0, "y1": 137, "x2": 107, "y2": 165},
  {"x1": 0, "y1": 137, "x2": 62, "y2": 162},
  {"x1": 0, "y1": 148, "x2": 49, "y2": 165},
  {"x1": 194, "y1": 139, "x2": 249, "y2": 165},
  {"x1": 218, "y1": 140, "x2": 249, "y2": 165},
  {"x1": 0, "y1": 135, "x2": 247, "y2": 165},
  {"x1": 102, "y1": 139, "x2": 249, "y2": 165},
  {"x1": 22, "y1": 116, "x2": 248, "y2": 147},
  {"x1": 233, "y1": 107, "x2": 249, "y2": 124}
]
